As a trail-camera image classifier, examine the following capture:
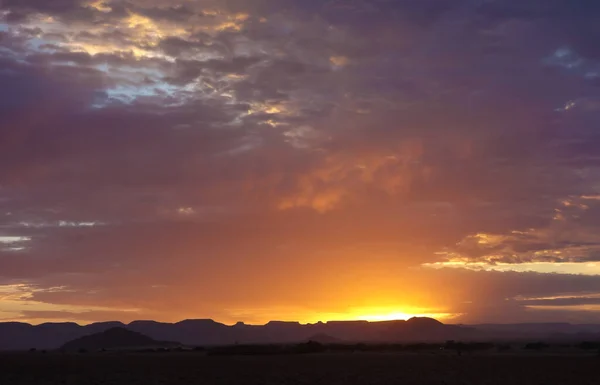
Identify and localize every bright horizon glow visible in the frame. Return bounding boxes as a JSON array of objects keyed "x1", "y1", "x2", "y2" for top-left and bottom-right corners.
[
  {"x1": 3, "y1": 303, "x2": 458, "y2": 326},
  {"x1": 354, "y1": 312, "x2": 456, "y2": 322},
  {"x1": 292, "y1": 307, "x2": 458, "y2": 325},
  {"x1": 423, "y1": 261, "x2": 600, "y2": 275},
  {"x1": 13, "y1": 313, "x2": 458, "y2": 327}
]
